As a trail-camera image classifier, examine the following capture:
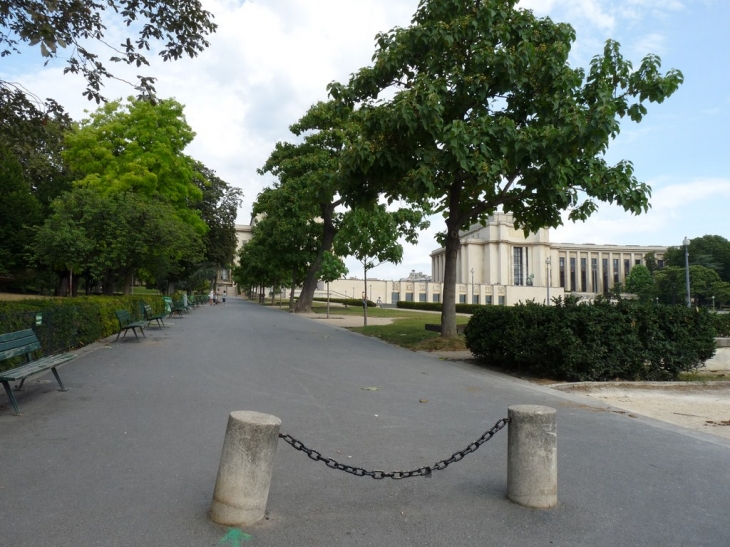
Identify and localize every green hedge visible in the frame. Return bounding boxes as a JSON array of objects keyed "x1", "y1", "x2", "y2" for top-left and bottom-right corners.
[
  {"x1": 312, "y1": 297, "x2": 376, "y2": 307},
  {"x1": 396, "y1": 301, "x2": 484, "y2": 314},
  {"x1": 713, "y1": 313, "x2": 730, "y2": 337},
  {"x1": 464, "y1": 300, "x2": 717, "y2": 381},
  {"x1": 0, "y1": 296, "x2": 167, "y2": 372}
]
